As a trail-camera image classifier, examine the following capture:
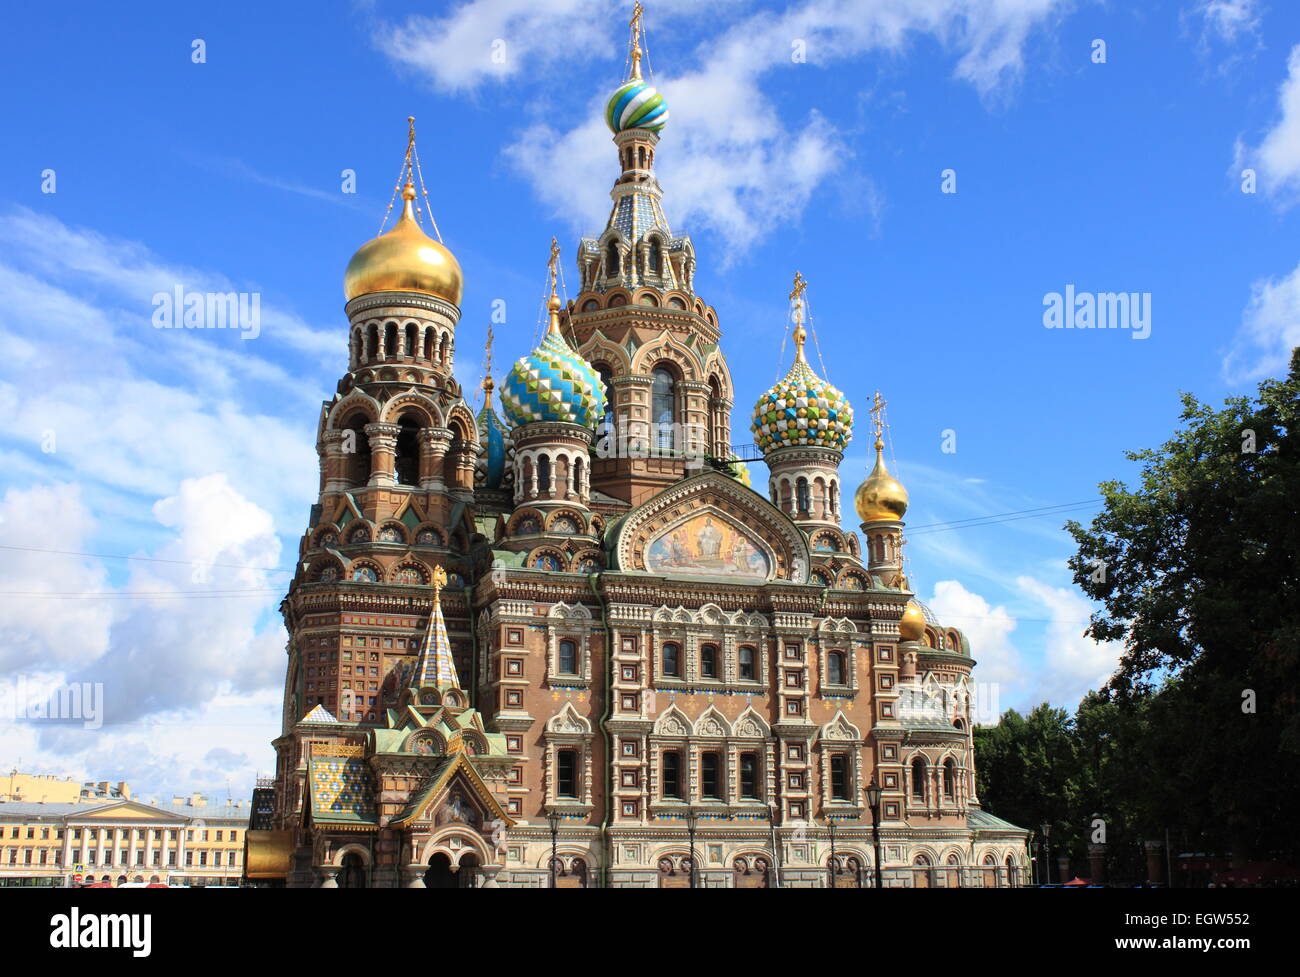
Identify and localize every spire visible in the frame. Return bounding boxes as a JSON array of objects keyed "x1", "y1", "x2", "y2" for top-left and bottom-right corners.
[
  {"x1": 412, "y1": 566, "x2": 460, "y2": 690},
  {"x1": 482, "y1": 324, "x2": 495, "y2": 406},
  {"x1": 628, "y1": 1, "x2": 645, "y2": 79},
  {"x1": 870, "y1": 389, "x2": 886, "y2": 454},
  {"x1": 379, "y1": 116, "x2": 443, "y2": 242},
  {"x1": 546, "y1": 236, "x2": 562, "y2": 335},
  {"x1": 789, "y1": 270, "x2": 809, "y2": 365}
]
